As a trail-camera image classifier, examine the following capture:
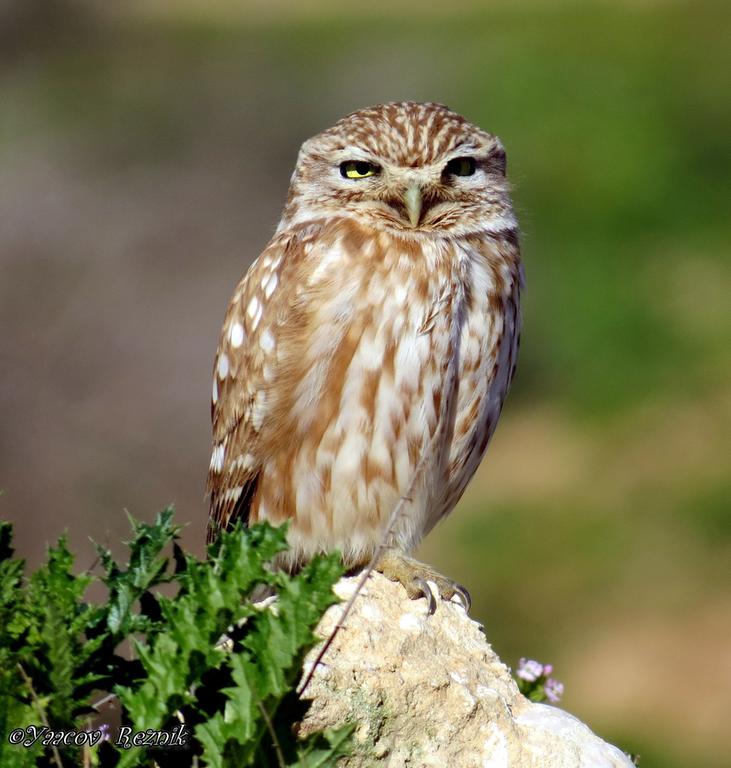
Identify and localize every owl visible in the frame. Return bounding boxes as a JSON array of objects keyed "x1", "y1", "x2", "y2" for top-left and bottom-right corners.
[{"x1": 207, "y1": 102, "x2": 522, "y2": 612}]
